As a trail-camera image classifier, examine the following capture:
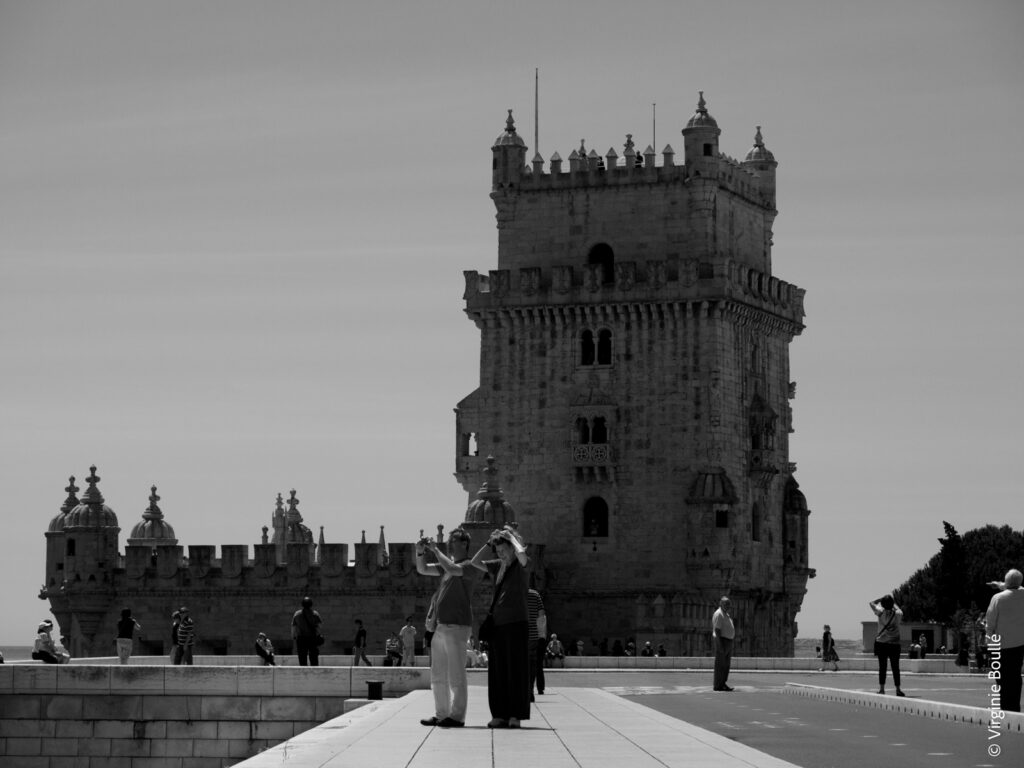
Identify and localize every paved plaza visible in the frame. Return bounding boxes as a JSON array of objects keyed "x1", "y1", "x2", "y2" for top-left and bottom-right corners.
[{"x1": 238, "y1": 671, "x2": 1024, "y2": 768}]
